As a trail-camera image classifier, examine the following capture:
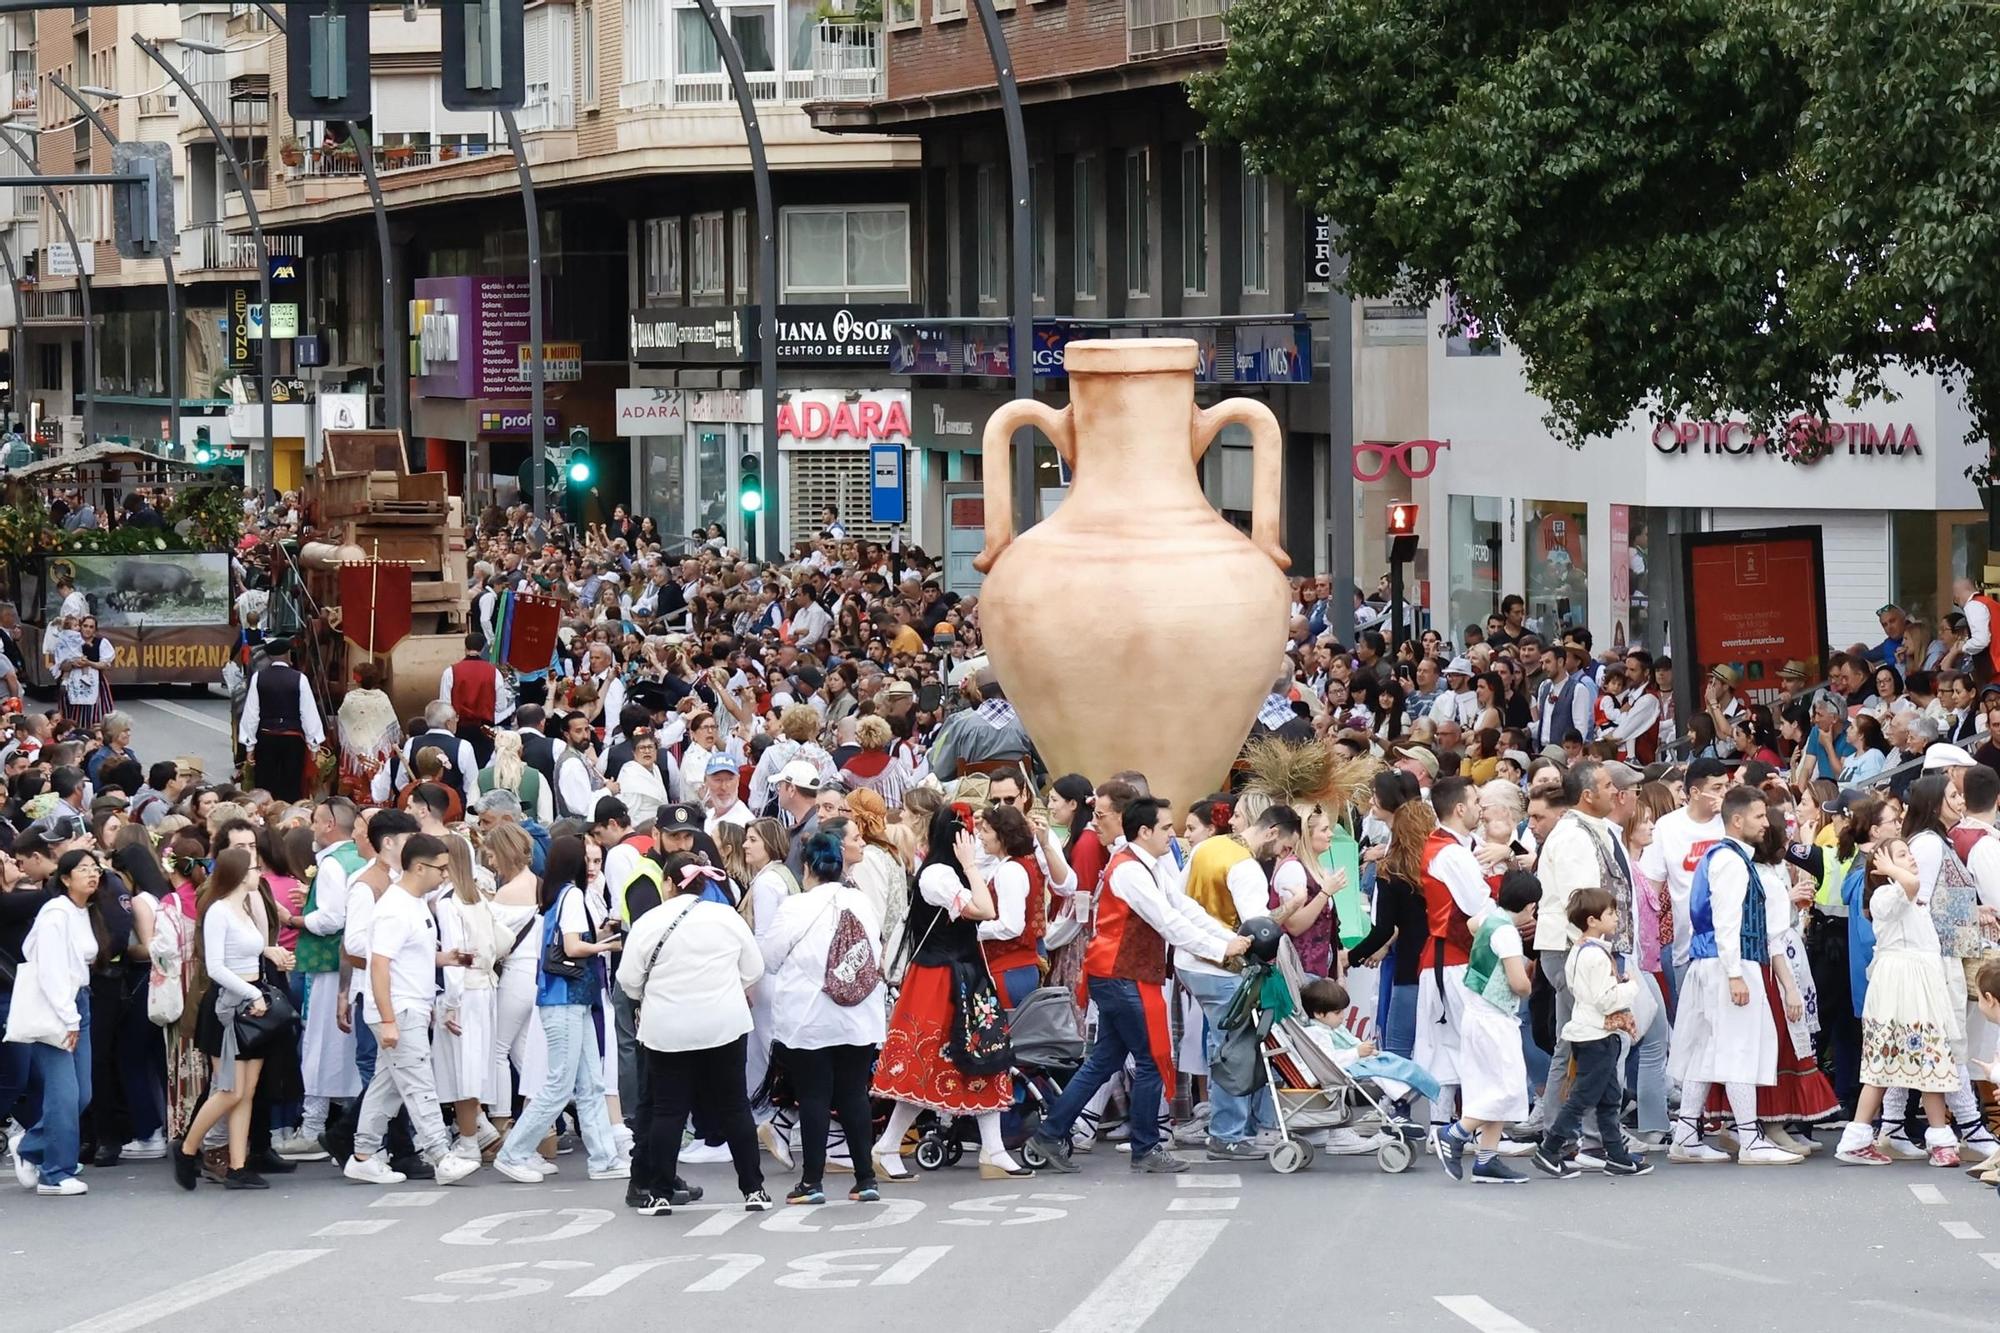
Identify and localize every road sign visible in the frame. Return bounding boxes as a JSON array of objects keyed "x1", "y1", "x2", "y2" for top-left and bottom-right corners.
[{"x1": 870, "y1": 443, "x2": 906, "y2": 524}]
